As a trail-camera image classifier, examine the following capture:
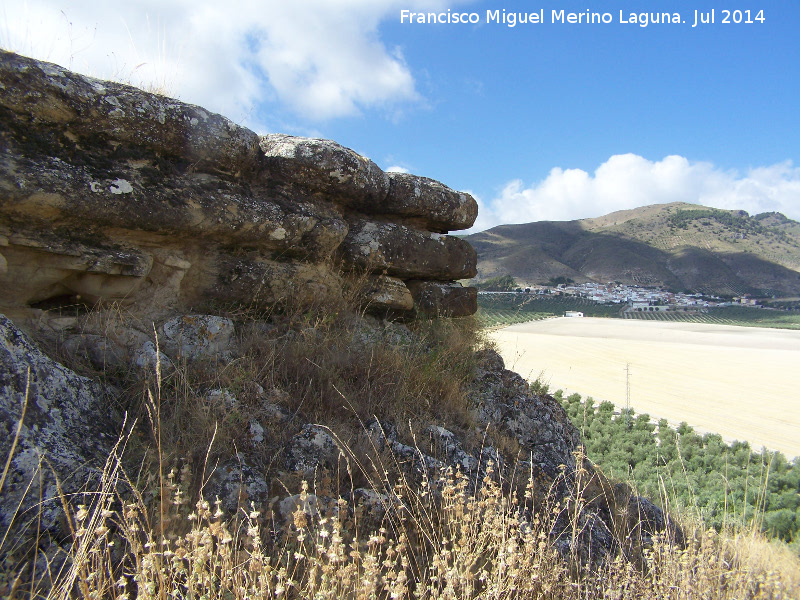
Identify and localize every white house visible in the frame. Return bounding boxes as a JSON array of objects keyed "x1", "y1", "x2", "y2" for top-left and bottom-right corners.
[{"x1": 565, "y1": 311, "x2": 584, "y2": 318}]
